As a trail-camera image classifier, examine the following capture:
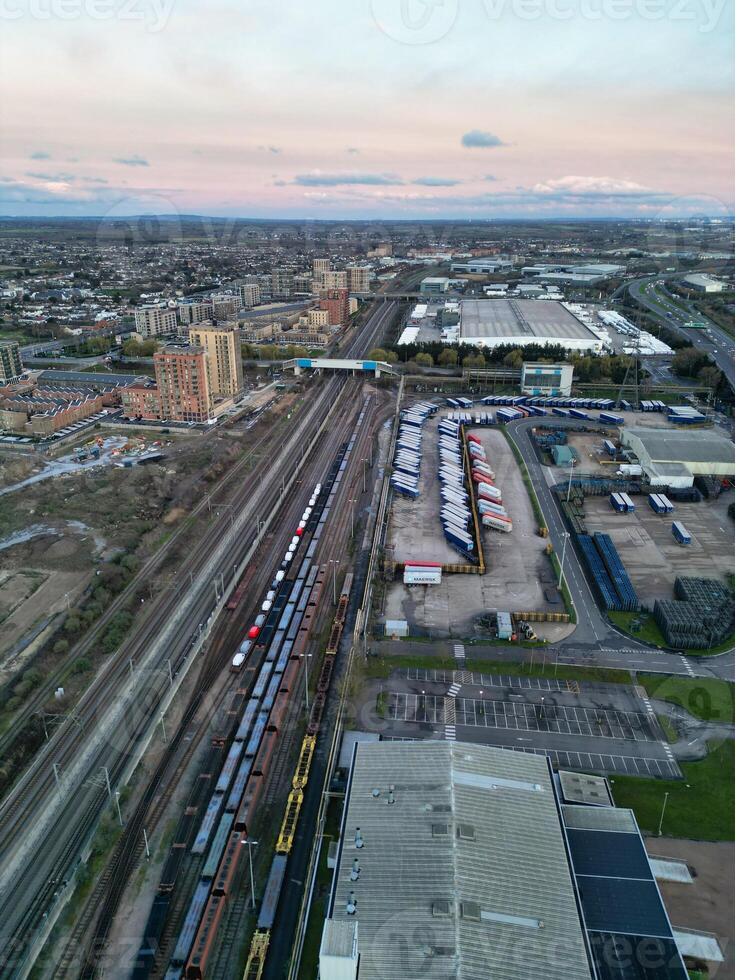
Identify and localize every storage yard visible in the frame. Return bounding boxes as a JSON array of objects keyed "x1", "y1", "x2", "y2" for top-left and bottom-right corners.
[
  {"x1": 582, "y1": 493, "x2": 735, "y2": 604},
  {"x1": 385, "y1": 409, "x2": 559, "y2": 636}
]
